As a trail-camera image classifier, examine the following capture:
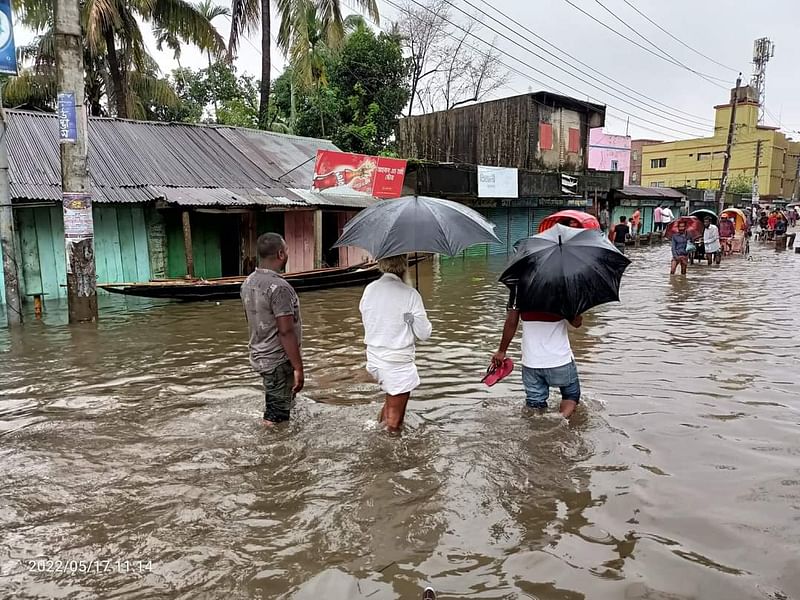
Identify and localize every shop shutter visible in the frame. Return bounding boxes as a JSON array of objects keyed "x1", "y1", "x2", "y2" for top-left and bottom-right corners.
[
  {"x1": 487, "y1": 208, "x2": 508, "y2": 255},
  {"x1": 509, "y1": 208, "x2": 530, "y2": 250},
  {"x1": 530, "y1": 209, "x2": 551, "y2": 234}
]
